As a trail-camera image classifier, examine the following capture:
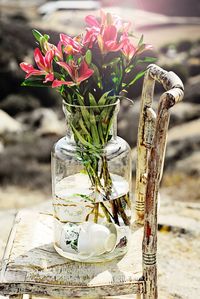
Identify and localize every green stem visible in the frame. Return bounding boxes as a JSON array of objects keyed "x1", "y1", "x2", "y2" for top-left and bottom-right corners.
[
  {"x1": 94, "y1": 203, "x2": 99, "y2": 223},
  {"x1": 116, "y1": 197, "x2": 130, "y2": 226},
  {"x1": 100, "y1": 203, "x2": 112, "y2": 223},
  {"x1": 110, "y1": 200, "x2": 120, "y2": 225}
]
